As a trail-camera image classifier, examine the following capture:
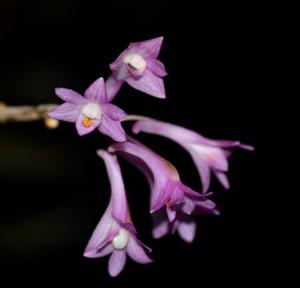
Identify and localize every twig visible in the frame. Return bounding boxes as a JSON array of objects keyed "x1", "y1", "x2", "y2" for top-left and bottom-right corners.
[{"x1": 0, "y1": 103, "x2": 57, "y2": 123}]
